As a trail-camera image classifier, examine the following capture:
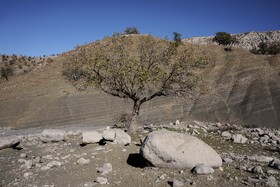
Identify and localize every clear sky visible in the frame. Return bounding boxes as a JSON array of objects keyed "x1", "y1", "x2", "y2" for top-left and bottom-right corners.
[{"x1": 0, "y1": 0, "x2": 279, "y2": 57}]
